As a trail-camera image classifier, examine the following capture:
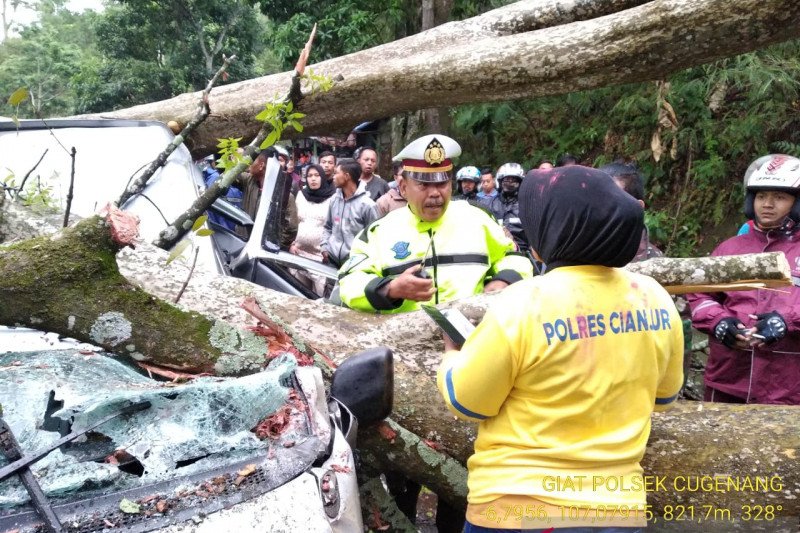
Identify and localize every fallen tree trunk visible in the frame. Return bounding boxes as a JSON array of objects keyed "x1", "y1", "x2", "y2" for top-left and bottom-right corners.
[
  {"x1": 3, "y1": 214, "x2": 783, "y2": 381},
  {"x1": 627, "y1": 253, "x2": 793, "y2": 294},
  {"x1": 1, "y1": 211, "x2": 798, "y2": 519},
  {"x1": 78, "y1": 0, "x2": 800, "y2": 157},
  {"x1": 0, "y1": 209, "x2": 322, "y2": 375}
]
